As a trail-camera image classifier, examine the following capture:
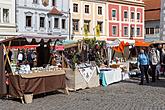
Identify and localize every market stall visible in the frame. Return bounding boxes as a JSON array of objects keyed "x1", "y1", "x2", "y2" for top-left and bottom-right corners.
[
  {"x1": 0, "y1": 35, "x2": 69, "y2": 103},
  {"x1": 98, "y1": 39, "x2": 135, "y2": 86},
  {"x1": 62, "y1": 39, "x2": 100, "y2": 91}
]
